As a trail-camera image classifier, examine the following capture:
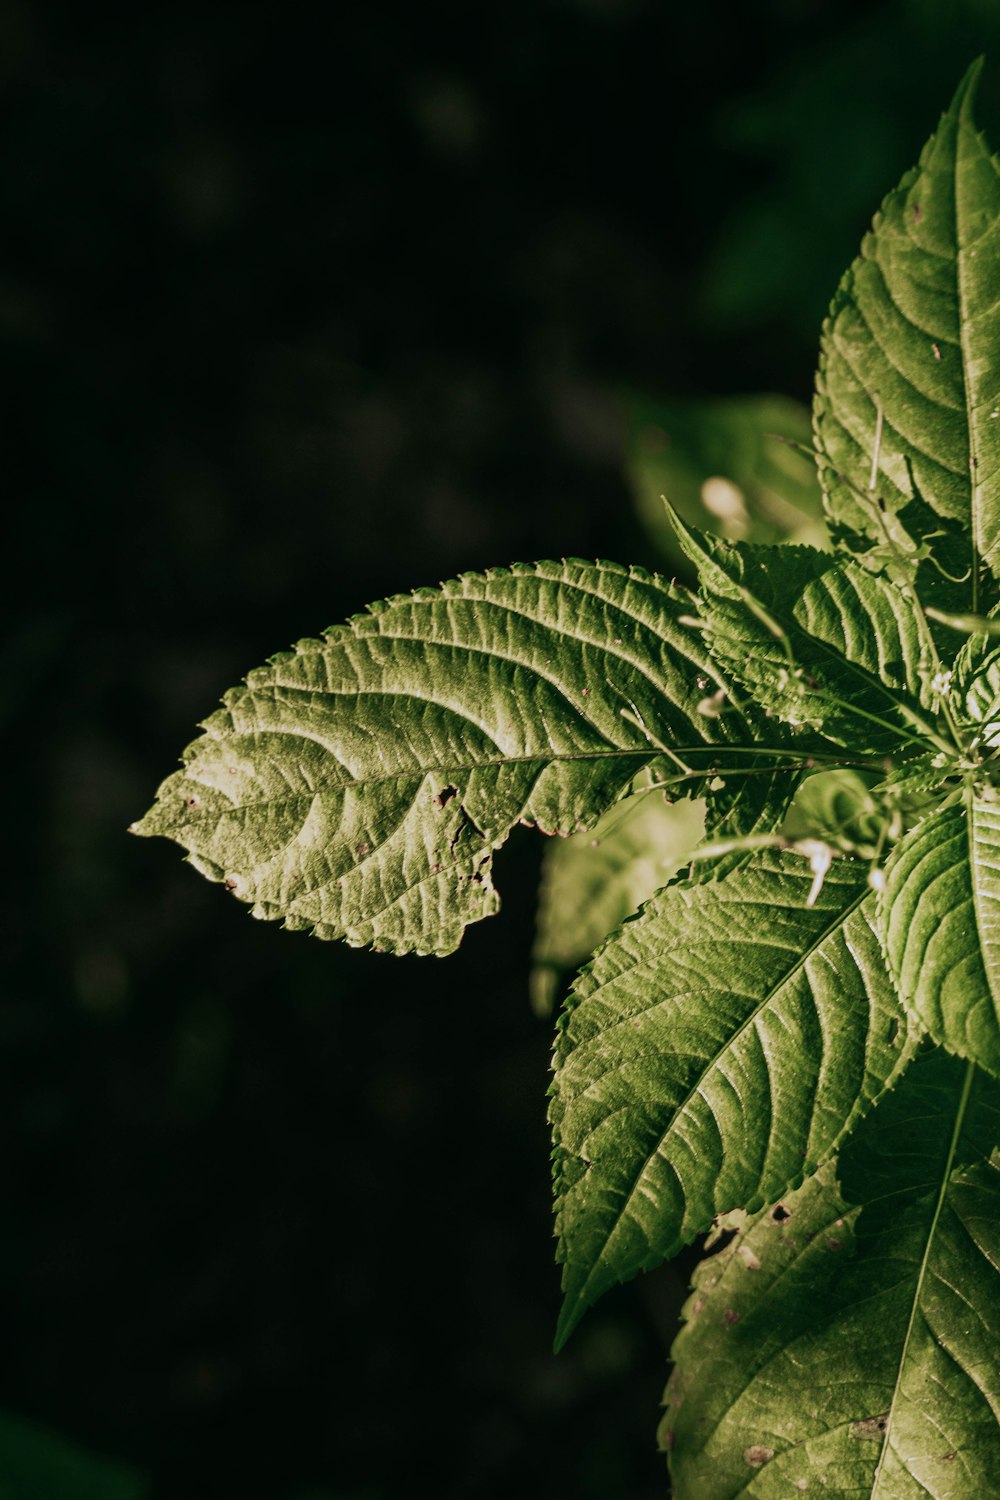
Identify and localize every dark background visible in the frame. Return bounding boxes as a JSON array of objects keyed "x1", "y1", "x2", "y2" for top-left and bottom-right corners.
[{"x1": 6, "y1": 2, "x2": 1000, "y2": 1496}]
